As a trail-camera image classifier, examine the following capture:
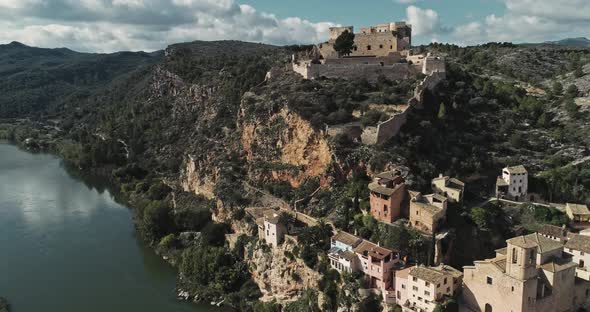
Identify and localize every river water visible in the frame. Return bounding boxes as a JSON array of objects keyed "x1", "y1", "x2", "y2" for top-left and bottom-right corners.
[{"x1": 0, "y1": 143, "x2": 220, "y2": 312}]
